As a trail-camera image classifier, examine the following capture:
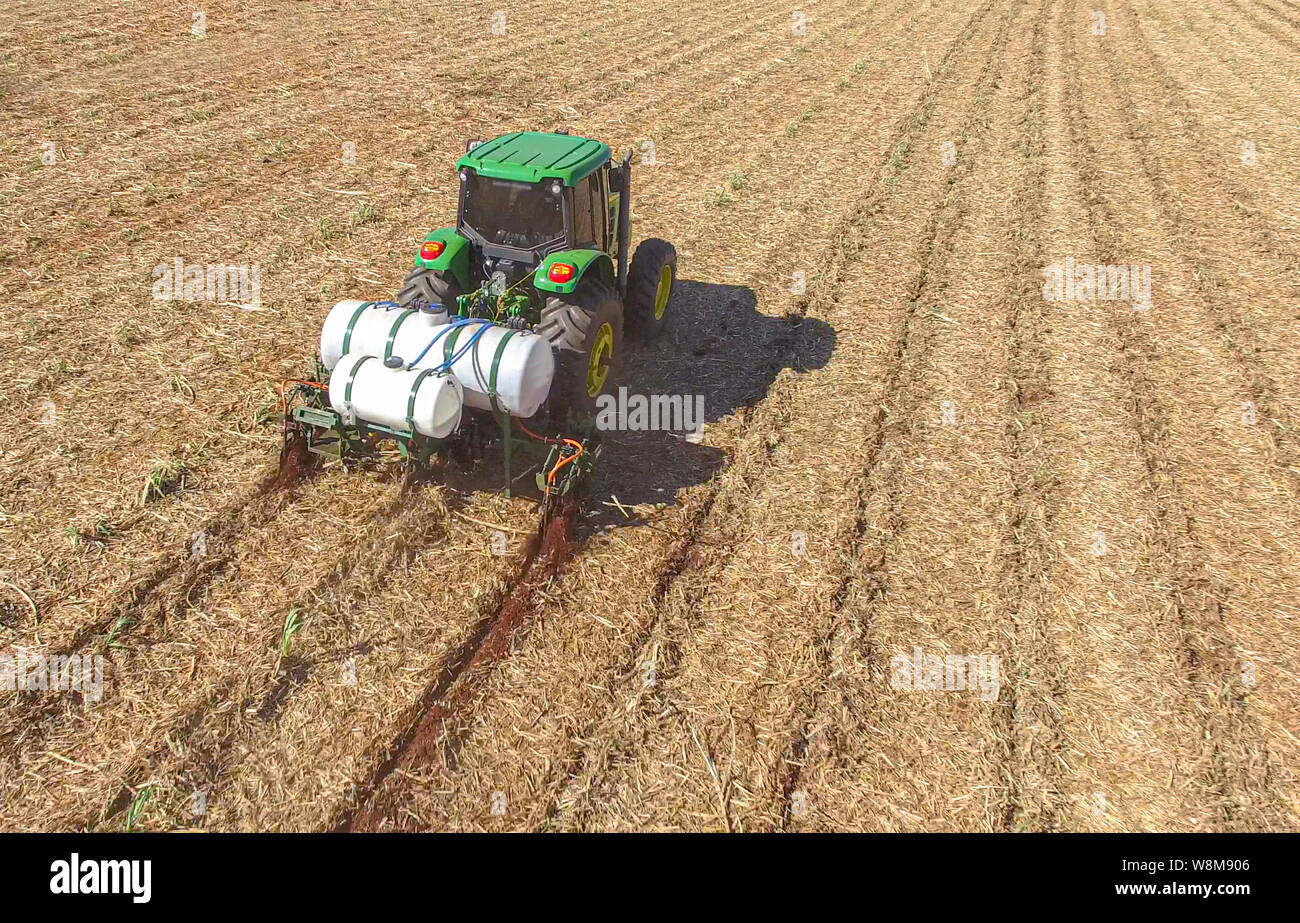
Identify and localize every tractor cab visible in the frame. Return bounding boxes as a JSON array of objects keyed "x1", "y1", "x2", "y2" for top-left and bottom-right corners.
[{"x1": 453, "y1": 132, "x2": 620, "y2": 288}]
